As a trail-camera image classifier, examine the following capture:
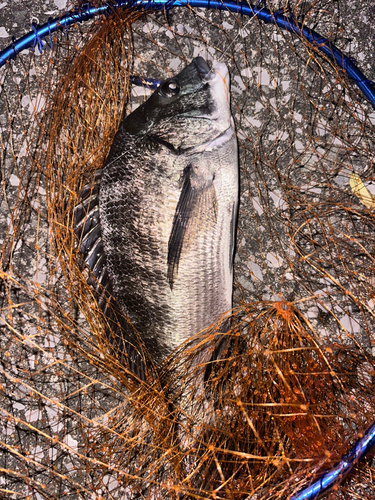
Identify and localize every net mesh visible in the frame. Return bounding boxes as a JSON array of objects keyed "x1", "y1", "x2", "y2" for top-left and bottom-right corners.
[{"x1": 1, "y1": 1, "x2": 375, "y2": 498}]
